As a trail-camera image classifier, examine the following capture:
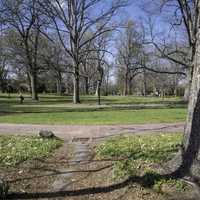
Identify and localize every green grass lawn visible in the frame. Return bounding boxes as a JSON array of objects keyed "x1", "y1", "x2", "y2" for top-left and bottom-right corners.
[
  {"x1": 0, "y1": 135, "x2": 62, "y2": 166},
  {"x1": 0, "y1": 93, "x2": 187, "y2": 125}
]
